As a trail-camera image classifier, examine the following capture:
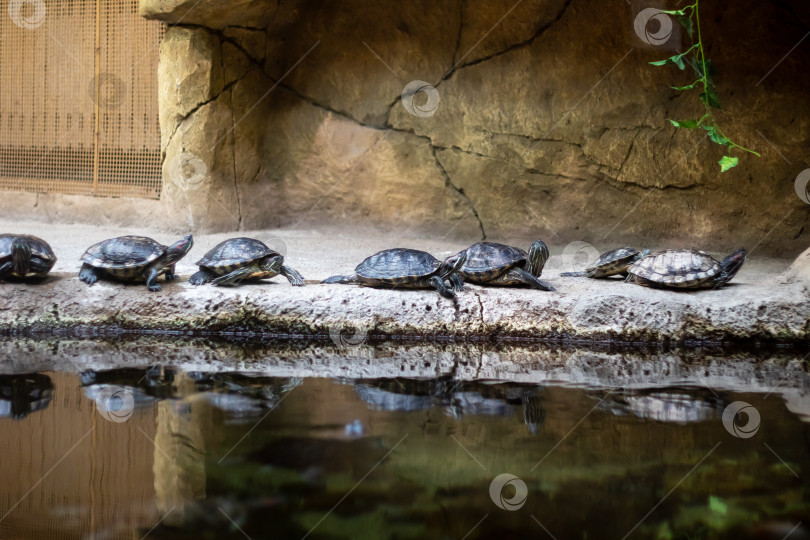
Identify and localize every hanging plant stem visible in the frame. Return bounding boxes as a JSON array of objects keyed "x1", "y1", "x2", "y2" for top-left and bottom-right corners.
[{"x1": 650, "y1": 0, "x2": 760, "y2": 172}]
